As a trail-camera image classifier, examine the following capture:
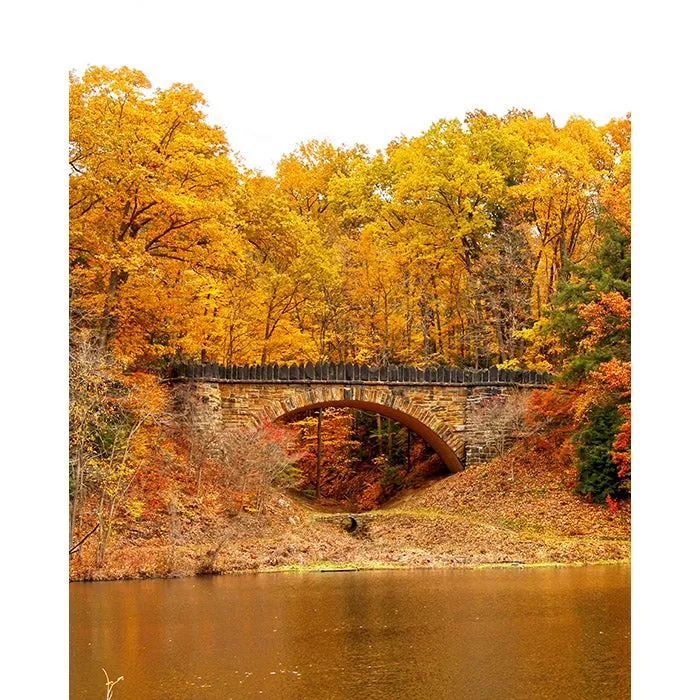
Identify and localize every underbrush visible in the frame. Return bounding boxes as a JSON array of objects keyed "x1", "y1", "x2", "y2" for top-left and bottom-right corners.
[{"x1": 69, "y1": 423, "x2": 630, "y2": 582}]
